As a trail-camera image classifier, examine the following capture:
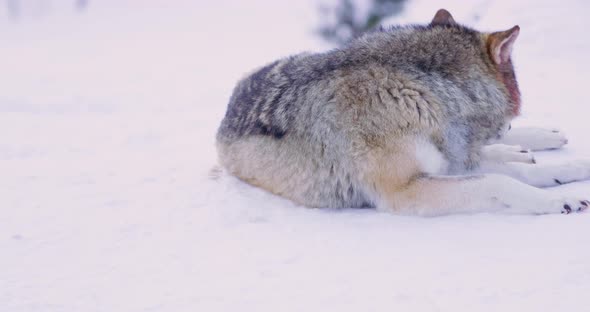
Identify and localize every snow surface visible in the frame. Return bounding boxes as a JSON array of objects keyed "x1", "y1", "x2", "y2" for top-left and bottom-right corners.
[{"x1": 2, "y1": 0, "x2": 590, "y2": 311}]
